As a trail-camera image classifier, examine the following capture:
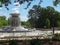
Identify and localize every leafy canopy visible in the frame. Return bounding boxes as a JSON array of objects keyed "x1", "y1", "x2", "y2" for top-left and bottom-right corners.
[
  {"x1": 0, "y1": 0, "x2": 42, "y2": 10},
  {"x1": 0, "y1": 0, "x2": 60, "y2": 10}
]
